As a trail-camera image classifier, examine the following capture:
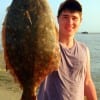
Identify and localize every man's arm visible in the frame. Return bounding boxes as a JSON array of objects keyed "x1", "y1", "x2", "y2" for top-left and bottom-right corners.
[{"x1": 84, "y1": 47, "x2": 97, "y2": 100}]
